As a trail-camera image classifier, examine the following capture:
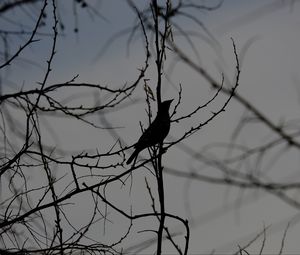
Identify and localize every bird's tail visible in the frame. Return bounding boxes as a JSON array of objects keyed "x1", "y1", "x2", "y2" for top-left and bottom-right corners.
[{"x1": 126, "y1": 150, "x2": 139, "y2": 165}]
